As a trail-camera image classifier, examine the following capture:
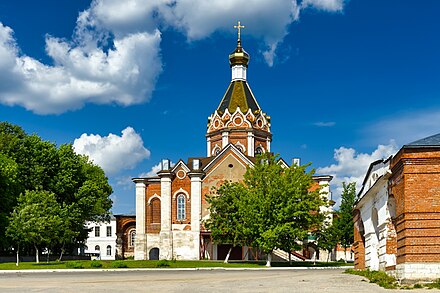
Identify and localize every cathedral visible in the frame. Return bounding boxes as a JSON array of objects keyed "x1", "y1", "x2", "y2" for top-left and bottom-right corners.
[{"x1": 132, "y1": 25, "x2": 333, "y2": 261}]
